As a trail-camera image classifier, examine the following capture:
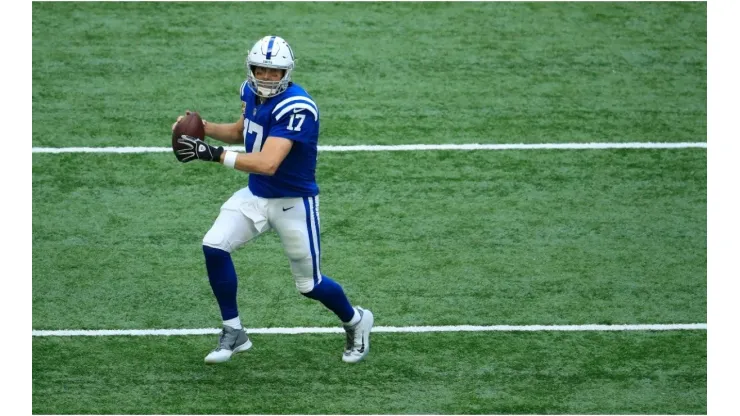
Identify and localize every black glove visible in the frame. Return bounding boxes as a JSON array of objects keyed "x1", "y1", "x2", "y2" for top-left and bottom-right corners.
[{"x1": 175, "y1": 135, "x2": 224, "y2": 163}]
